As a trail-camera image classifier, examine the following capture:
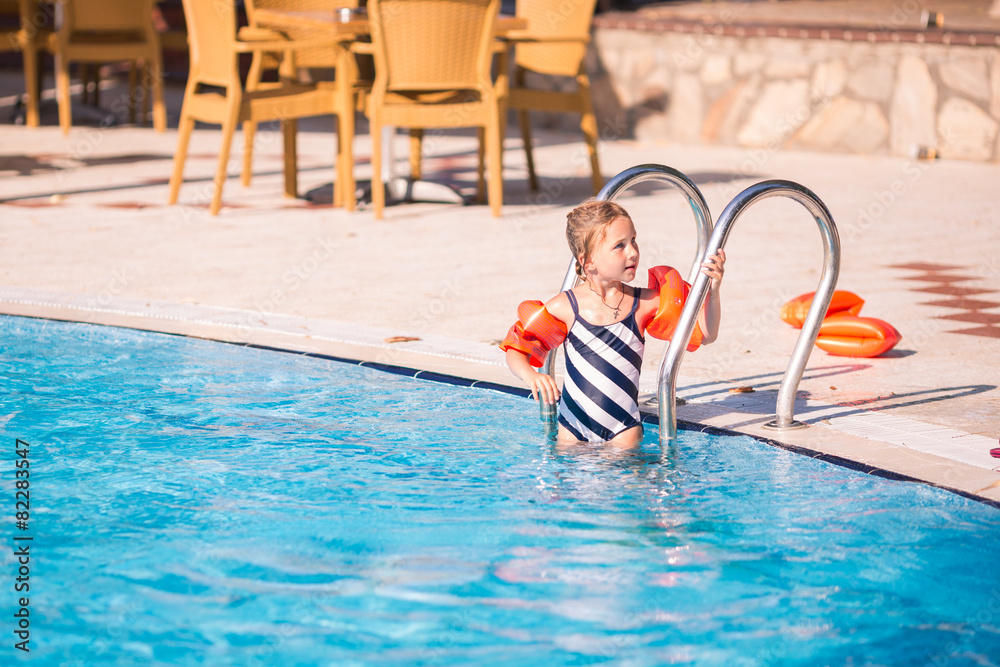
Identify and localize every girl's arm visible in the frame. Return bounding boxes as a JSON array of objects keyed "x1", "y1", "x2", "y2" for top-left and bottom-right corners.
[
  {"x1": 697, "y1": 249, "x2": 726, "y2": 344},
  {"x1": 503, "y1": 293, "x2": 572, "y2": 405},
  {"x1": 506, "y1": 348, "x2": 561, "y2": 405}
]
